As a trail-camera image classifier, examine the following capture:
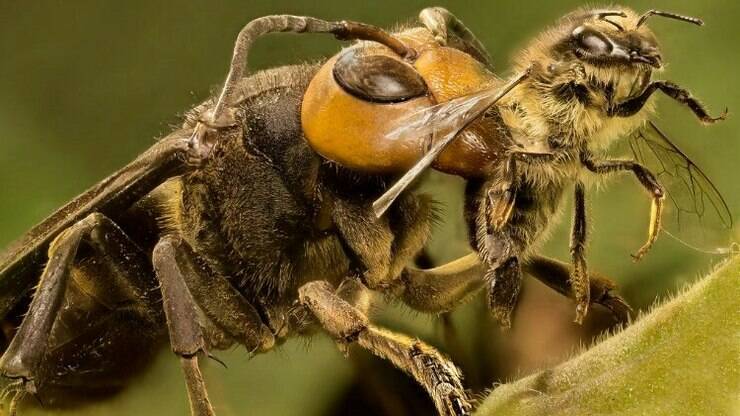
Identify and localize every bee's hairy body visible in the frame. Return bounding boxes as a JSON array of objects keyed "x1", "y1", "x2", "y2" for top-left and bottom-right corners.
[{"x1": 470, "y1": 8, "x2": 659, "y2": 261}]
